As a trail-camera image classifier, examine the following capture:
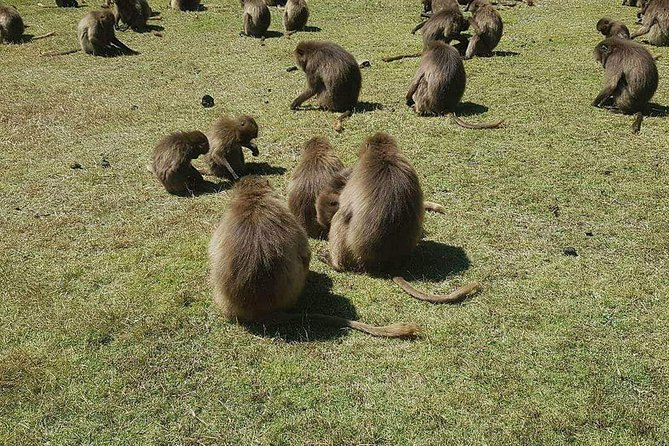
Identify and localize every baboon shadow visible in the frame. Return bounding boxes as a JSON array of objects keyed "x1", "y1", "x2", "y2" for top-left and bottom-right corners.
[
  {"x1": 264, "y1": 30, "x2": 285, "y2": 39},
  {"x1": 647, "y1": 103, "x2": 669, "y2": 117},
  {"x1": 354, "y1": 102, "x2": 383, "y2": 113},
  {"x1": 243, "y1": 272, "x2": 359, "y2": 342},
  {"x1": 390, "y1": 241, "x2": 471, "y2": 283},
  {"x1": 491, "y1": 50, "x2": 520, "y2": 57},
  {"x1": 193, "y1": 179, "x2": 233, "y2": 195},
  {"x1": 456, "y1": 102, "x2": 489, "y2": 117},
  {"x1": 196, "y1": 4, "x2": 207, "y2": 11},
  {"x1": 245, "y1": 162, "x2": 287, "y2": 176},
  {"x1": 303, "y1": 25, "x2": 321, "y2": 32}
]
